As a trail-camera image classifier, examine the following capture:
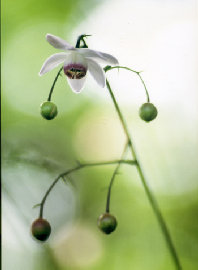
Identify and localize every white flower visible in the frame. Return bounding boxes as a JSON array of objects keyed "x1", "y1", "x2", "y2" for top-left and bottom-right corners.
[{"x1": 39, "y1": 34, "x2": 119, "y2": 93}]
